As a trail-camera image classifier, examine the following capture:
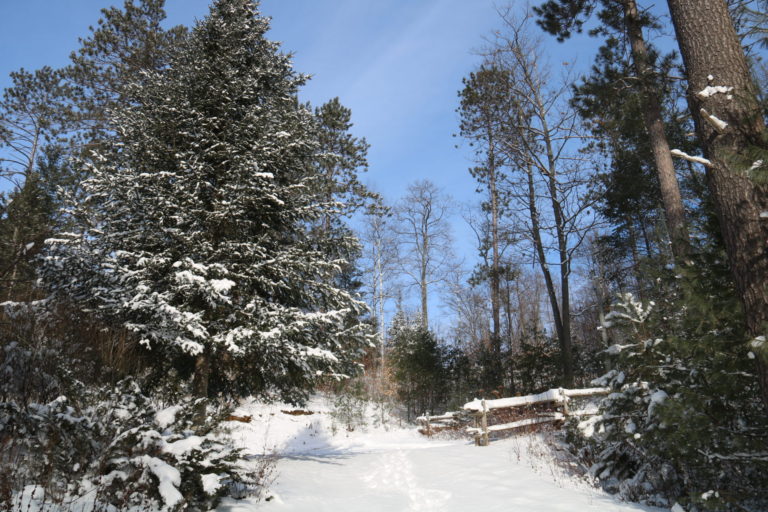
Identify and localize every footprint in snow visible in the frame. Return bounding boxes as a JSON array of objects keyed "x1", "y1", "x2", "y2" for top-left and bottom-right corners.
[{"x1": 362, "y1": 449, "x2": 452, "y2": 512}]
